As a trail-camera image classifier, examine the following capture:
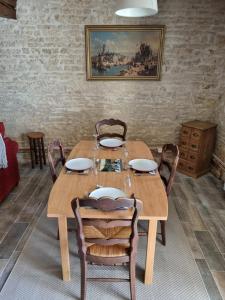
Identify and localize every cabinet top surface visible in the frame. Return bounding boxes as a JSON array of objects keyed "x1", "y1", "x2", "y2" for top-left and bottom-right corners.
[{"x1": 182, "y1": 120, "x2": 217, "y2": 130}]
